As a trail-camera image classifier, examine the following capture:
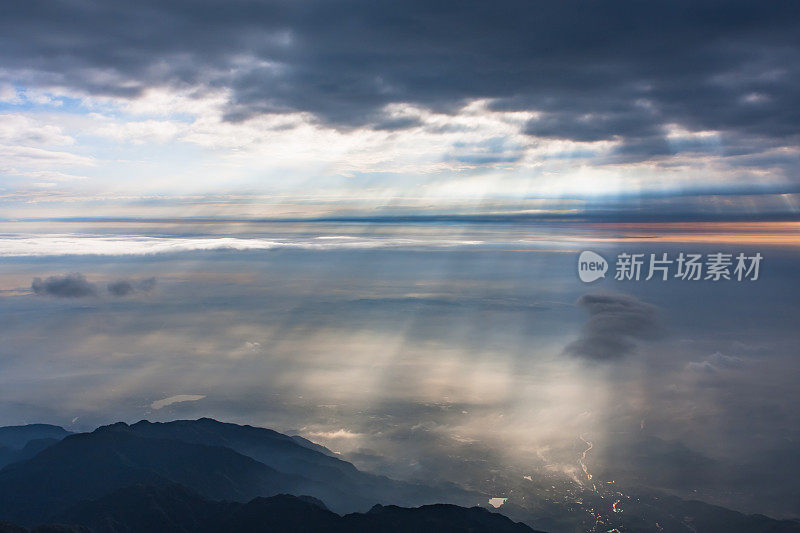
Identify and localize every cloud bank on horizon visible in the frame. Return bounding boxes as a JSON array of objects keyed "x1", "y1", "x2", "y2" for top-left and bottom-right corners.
[{"x1": 1, "y1": 0, "x2": 799, "y2": 215}]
